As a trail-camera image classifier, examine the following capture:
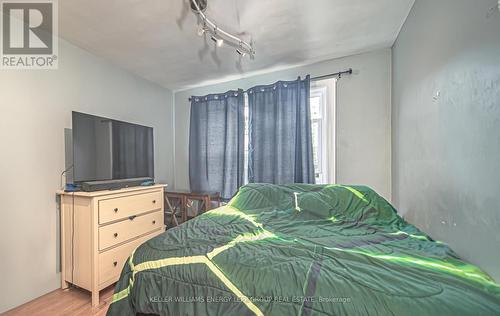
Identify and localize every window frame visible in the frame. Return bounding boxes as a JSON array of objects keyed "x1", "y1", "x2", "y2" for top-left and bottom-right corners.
[{"x1": 310, "y1": 85, "x2": 328, "y2": 184}]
